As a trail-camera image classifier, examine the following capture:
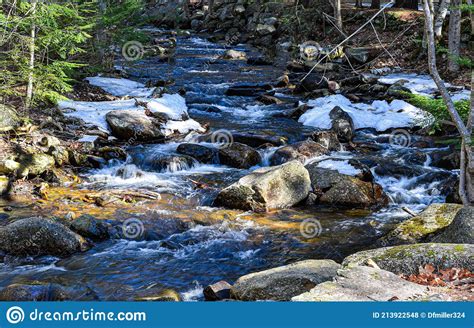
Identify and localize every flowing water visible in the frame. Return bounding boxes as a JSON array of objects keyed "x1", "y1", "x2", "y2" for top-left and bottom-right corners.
[{"x1": 0, "y1": 30, "x2": 458, "y2": 300}]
